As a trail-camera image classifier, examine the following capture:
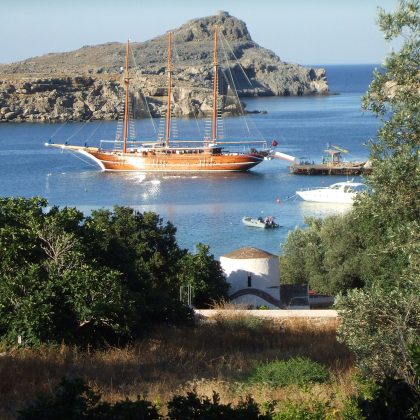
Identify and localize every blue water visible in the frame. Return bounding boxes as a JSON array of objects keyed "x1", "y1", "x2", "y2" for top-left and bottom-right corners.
[{"x1": 0, "y1": 65, "x2": 379, "y2": 257}]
